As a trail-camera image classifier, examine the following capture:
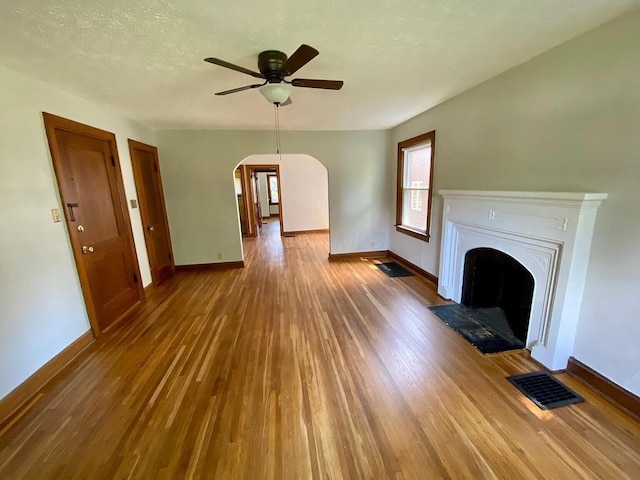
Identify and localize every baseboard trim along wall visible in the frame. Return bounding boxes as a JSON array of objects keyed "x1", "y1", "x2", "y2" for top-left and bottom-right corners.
[
  {"x1": 327, "y1": 250, "x2": 440, "y2": 288},
  {"x1": 567, "y1": 356, "x2": 640, "y2": 419},
  {"x1": 175, "y1": 261, "x2": 245, "y2": 272},
  {"x1": 143, "y1": 283, "x2": 154, "y2": 297},
  {"x1": 283, "y1": 229, "x2": 330, "y2": 235},
  {"x1": 0, "y1": 330, "x2": 94, "y2": 431},
  {"x1": 386, "y1": 250, "x2": 438, "y2": 286},
  {"x1": 328, "y1": 251, "x2": 388, "y2": 261}
]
